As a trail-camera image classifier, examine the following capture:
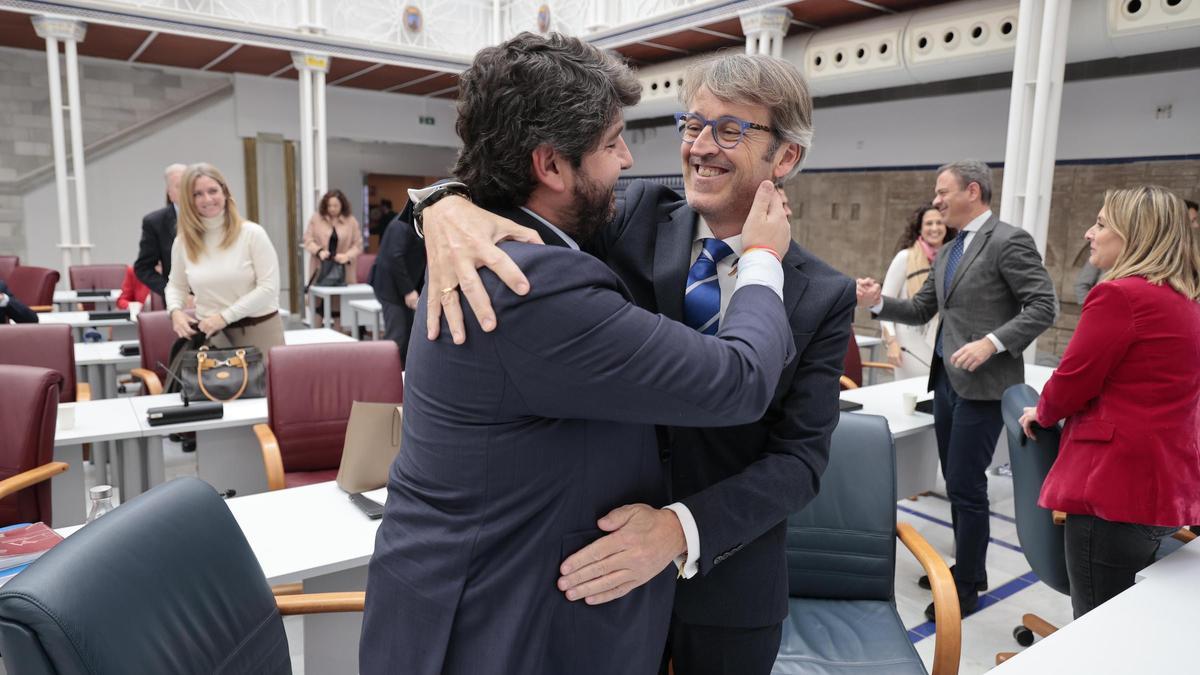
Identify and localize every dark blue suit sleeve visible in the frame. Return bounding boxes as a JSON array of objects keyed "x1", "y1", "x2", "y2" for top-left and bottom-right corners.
[
  {"x1": 491, "y1": 248, "x2": 794, "y2": 428},
  {"x1": 135, "y1": 211, "x2": 169, "y2": 296},
  {"x1": 681, "y1": 279, "x2": 856, "y2": 574},
  {"x1": 0, "y1": 280, "x2": 39, "y2": 324}
]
